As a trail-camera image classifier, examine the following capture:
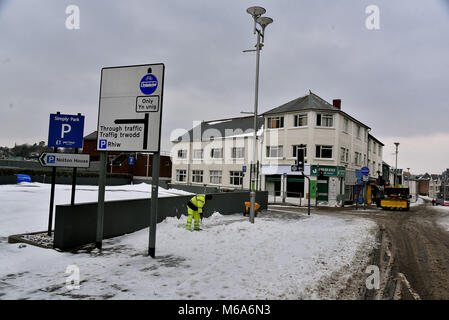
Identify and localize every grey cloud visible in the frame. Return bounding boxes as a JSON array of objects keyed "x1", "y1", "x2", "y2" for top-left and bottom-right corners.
[{"x1": 0, "y1": 0, "x2": 448, "y2": 166}]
